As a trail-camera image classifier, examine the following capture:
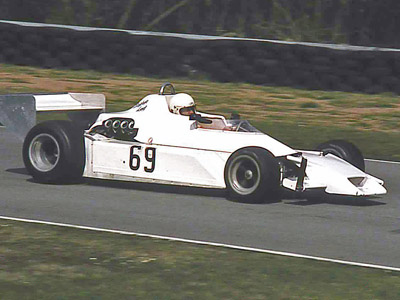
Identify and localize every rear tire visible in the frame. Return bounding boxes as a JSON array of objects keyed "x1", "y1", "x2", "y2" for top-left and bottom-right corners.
[
  {"x1": 23, "y1": 120, "x2": 85, "y2": 183},
  {"x1": 315, "y1": 139, "x2": 365, "y2": 171},
  {"x1": 224, "y1": 148, "x2": 280, "y2": 203}
]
